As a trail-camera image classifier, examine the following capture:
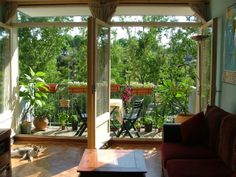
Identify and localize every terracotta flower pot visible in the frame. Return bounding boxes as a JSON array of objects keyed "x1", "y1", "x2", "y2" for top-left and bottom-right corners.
[
  {"x1": 111, "y1": 84, "x2": 121, "y2": 92},
  {"x1": 175, "y1": 113, "x2": 194, "y2": 124},
  {"x1": 39, "y1": 83, "x2": 59, "y2": 93},
  {"x1": 60, "y1": 99, "x2": 70, "y2": 108},
  {"x1": 47, "y1": 83, "x2": 59, "y2": 93},
  {"x1": 33, "y1": 117, "x2": 49, "y2": 131},
  {"x1": 132, "y1": 87, "x2": 153, "y2": 95},
  {"x1": 68, "y1": 86, "x2": 87, "y2": 93}
]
